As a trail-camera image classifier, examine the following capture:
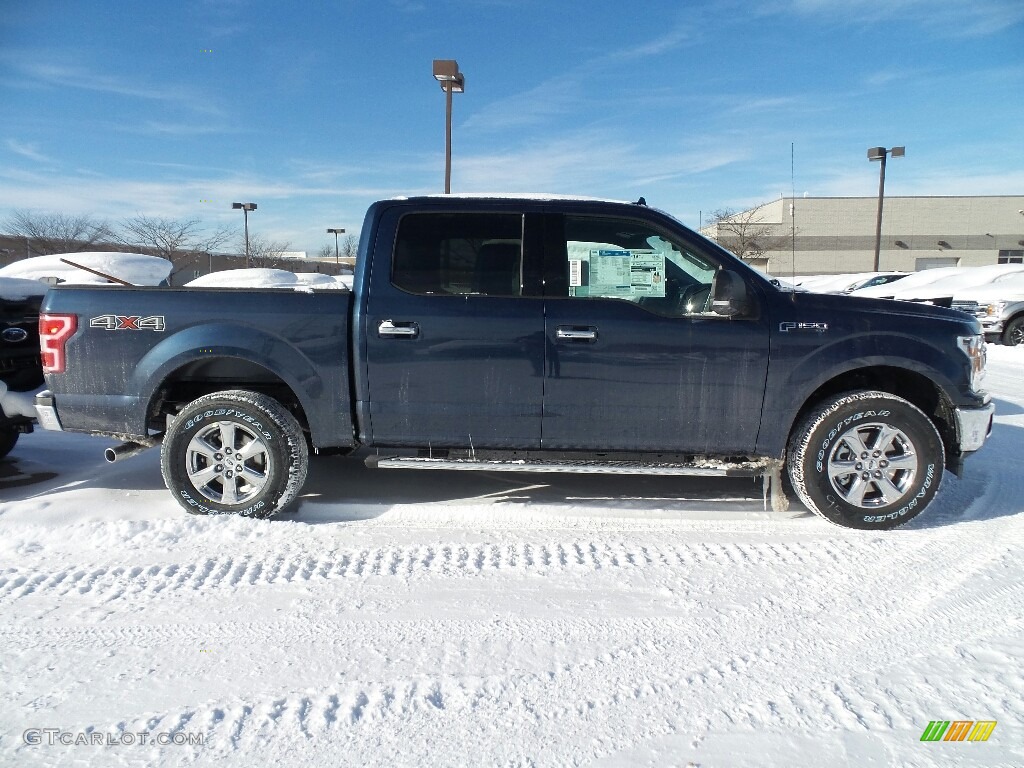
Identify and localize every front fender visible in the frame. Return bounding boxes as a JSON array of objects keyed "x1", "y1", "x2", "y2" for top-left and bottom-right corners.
[{"x1": 757, "y1": 331, "x2": 971, "y2": 457}]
